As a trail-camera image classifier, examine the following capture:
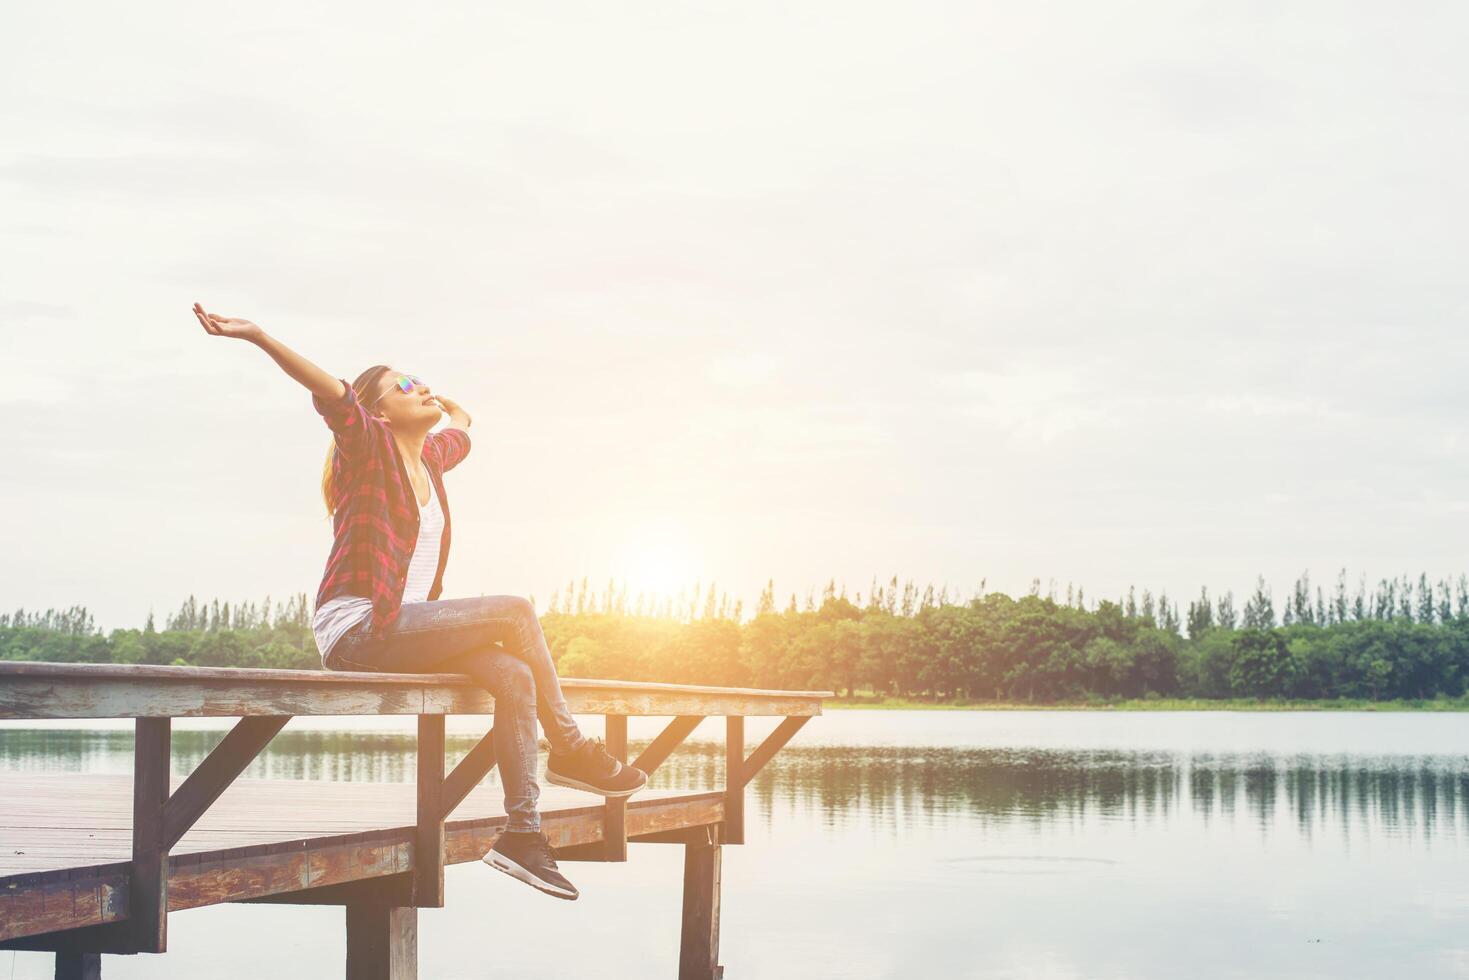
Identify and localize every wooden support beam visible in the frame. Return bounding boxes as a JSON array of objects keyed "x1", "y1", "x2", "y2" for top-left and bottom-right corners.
[
  {"x1": 345, "y1": 902, "x2": 417, "y2": 980},
  {"x1": 129, "y1": 717, "x2": 170, "y2": 953},
  {"x1": 54, "y1": 950, "x2": 101, "y2": 980},
  {"x1": 1, "y1": 922, "x2": 135, "y2": 955},
  {"x1": 414, "y1": 716, "x2": 446, "y2": 908},
  {"x1": 678, "y1": 840, "x2": 723, "y2": 980},
  {"x1": 440, "y1": 725, "x2": 498, "y2": 816},
  {"x1": 631, "y1": 715, "x2": 704, "y2": 776},
  {"x1": 604, "y1": 714, "x2": 628, "y2": 862},
  {"x1": 735, "y1": 715, "x2": 810, "y2": 790},
  {"x1": 160, "y1": 715, "x2": 290, "y2": 850},
  {"x1": 240, "y1": 874, "x2": 415, "y2": 908},
  {"x1": 635, "y1": 825, "x2": 720, "y2": 846},
  {"x1": 724, "y1": 716, "x2": 744, "y2": 846}
]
